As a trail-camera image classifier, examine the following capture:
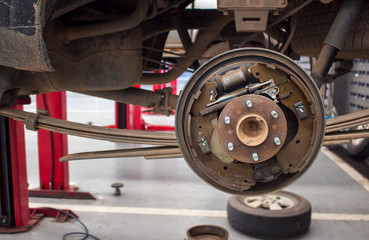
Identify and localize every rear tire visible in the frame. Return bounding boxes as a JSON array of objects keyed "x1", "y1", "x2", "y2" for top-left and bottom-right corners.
[
  {"x1": 348, "y1": 138, "x2": 369, "y2": 160},
  {"x1": 227, "y1": 191, "x2": 311, "y2": 238},
  {"x1": 291, "y1": 0, "x2": 369, "y2": 59}
]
